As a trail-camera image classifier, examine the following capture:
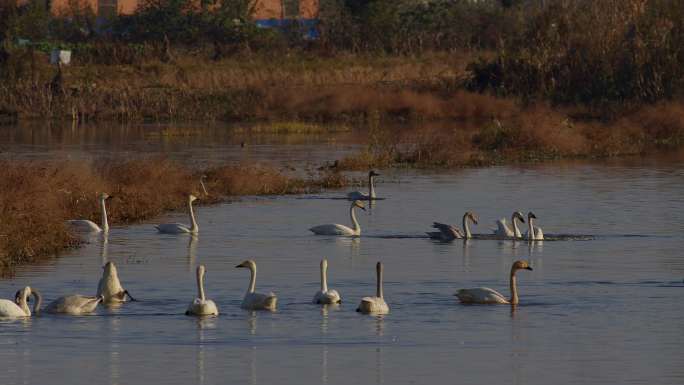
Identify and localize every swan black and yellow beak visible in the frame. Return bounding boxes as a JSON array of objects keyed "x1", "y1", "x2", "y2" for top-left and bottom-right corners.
[
  {"x1": 525, "y1": 266, "x2": 533, "y2": 271},
  {"x1": 235, "y1": 262, "x2": 247, "y2": 268}
]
